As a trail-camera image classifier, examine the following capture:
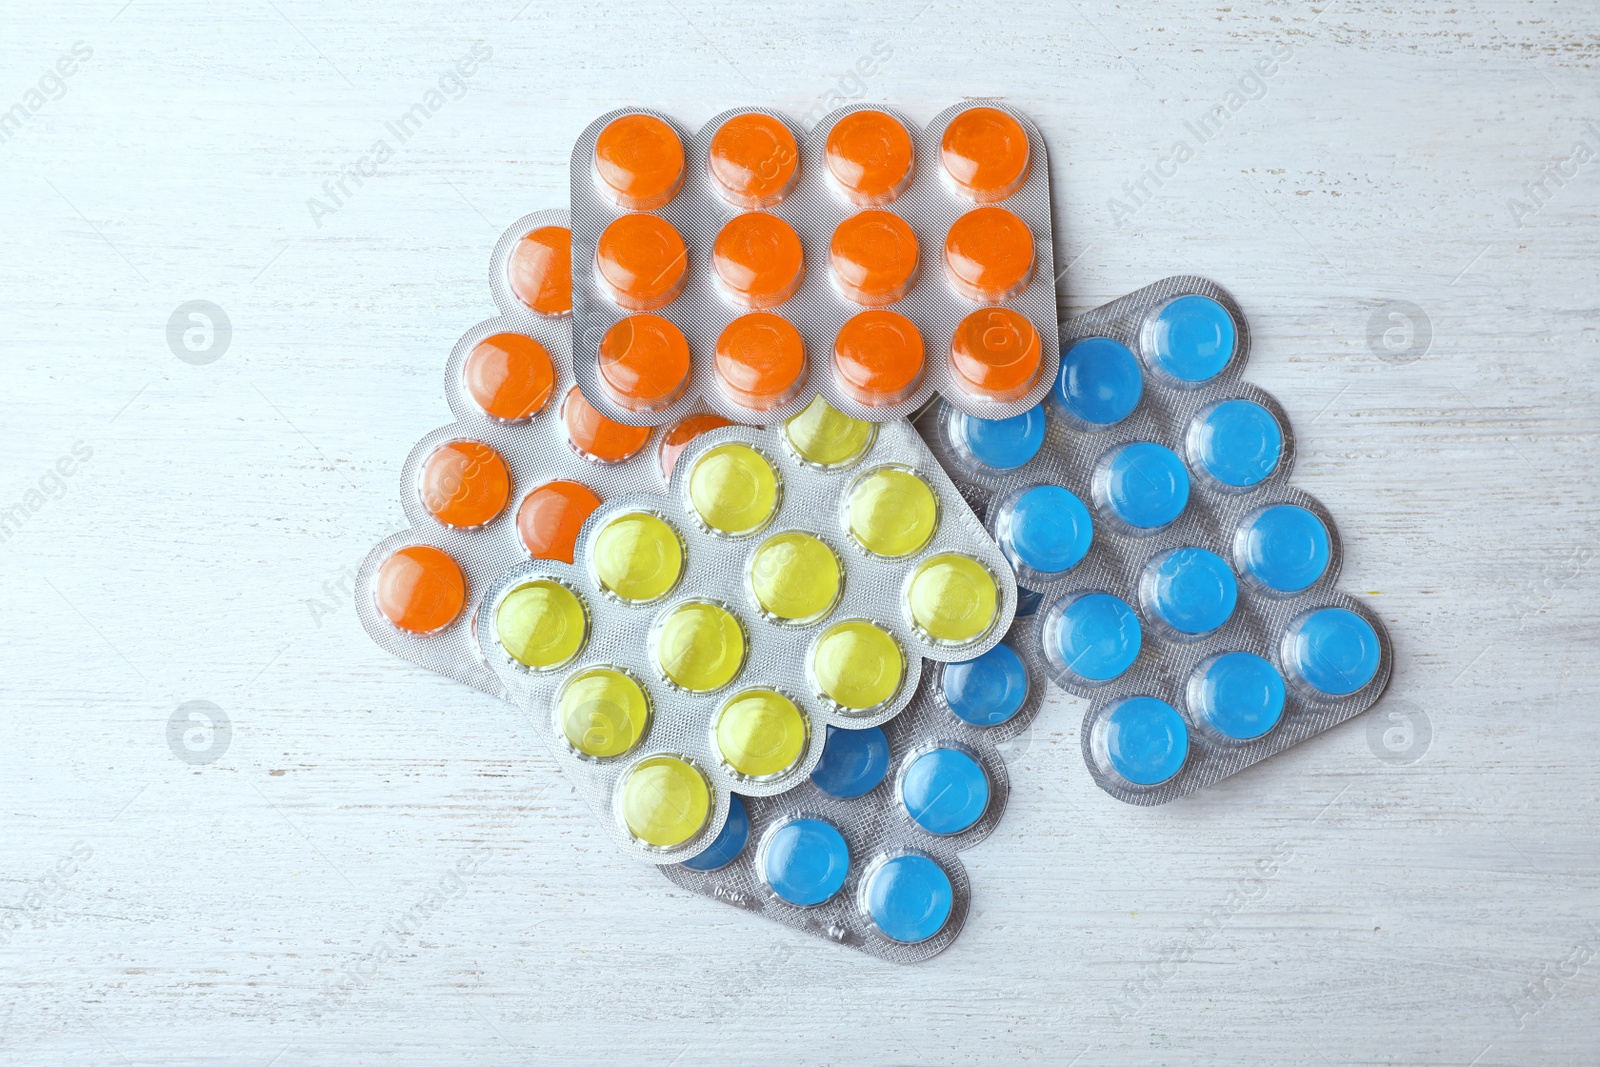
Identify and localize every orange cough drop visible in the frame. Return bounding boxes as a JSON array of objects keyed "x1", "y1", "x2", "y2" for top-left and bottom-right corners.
[
  {"x1": 596, "y1": 214, "x2": 689, "y2": 312},
  {"x1": 712, "y1": 213, "x2": 805, "y2": 310},
  {"x1": 598, "y1": 314, "x2": 693, "y2": 413},
  {"x1": 943, "y1": 207, "x2": 1034, "y2": 302},
  {"x1": 709, "y1": 112, "x2": 800, "y2": 209},
  {"x1": 419, "y1": 441, "x2": 510, "y2": 528},
  {"x1": 715, "y1": 313, "x2": 807, "y2": 411},
  {"x1": 830, "y1": 210, "x2": 920, "y2": 306},
  {"x1": 593, "y1": 113, "x2": 685, "y2": 211},
  {"x1": 462, "y1": 332, "x2": 555, "y2": 421},
  {"x1": 506, "y1": 226, "x2": 572, "y2": 316},
  {"x1": 562, "y1": 387, "x2": 651, "y2": 464},
  {"x1": 833, "y1": 310, "x2": 925, "y2": 407},
  {"x1": 825, "y1": 110, "x2": 915, "y2": 207},
  {"x1": 940, "y1": 106, "x2": 1030, "y2": 203},
  {"x1": 949, "y1": 307, "x2": 1043, "y2": 403},
  {"x1": 517, "y1": 480, "x2": 604, "y2": 563},
  {"x1": 375, "y1": 545, "x2": 466, "y2": 634}
]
